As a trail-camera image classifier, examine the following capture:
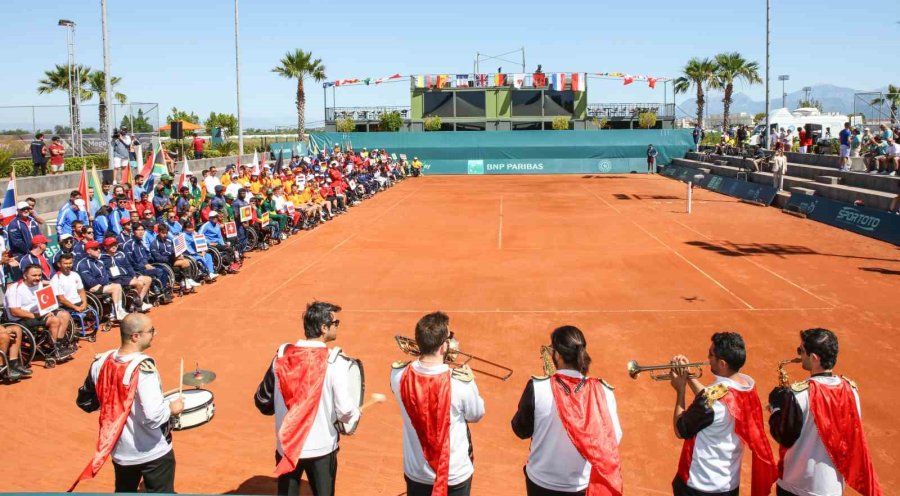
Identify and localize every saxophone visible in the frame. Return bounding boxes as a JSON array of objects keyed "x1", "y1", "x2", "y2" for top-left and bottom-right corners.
[
  {"x1": 777, "y1": 358, "x2": 802, "y2": 388},
  {"x1": 540, "y1": 346, "x2": 556, "y2": 376}
]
